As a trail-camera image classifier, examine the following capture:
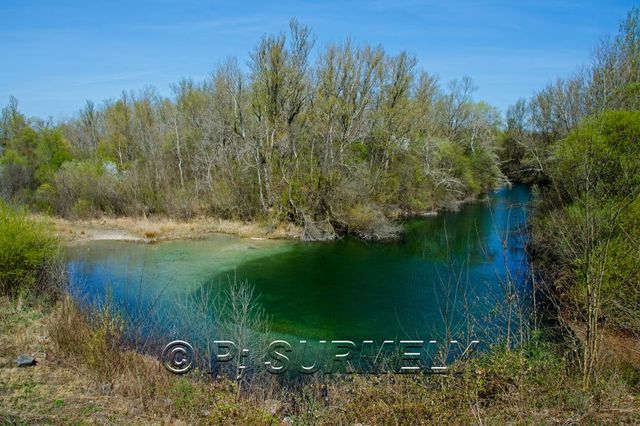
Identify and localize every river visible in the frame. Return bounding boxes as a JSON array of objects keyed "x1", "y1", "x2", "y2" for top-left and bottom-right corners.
[{"x1": 67, "y1": 185, "x2": 532, "y2": 347}]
